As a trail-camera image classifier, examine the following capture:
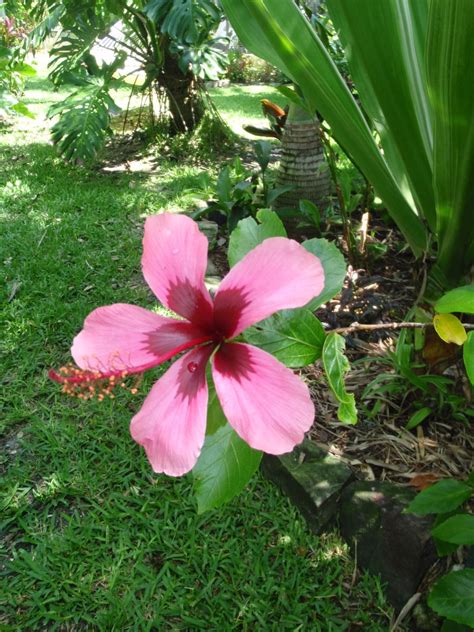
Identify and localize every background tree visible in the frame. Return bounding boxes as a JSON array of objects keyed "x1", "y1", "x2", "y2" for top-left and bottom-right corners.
[{"x1": 25, "y1": 0, "x2": 228, "y2": 161}]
